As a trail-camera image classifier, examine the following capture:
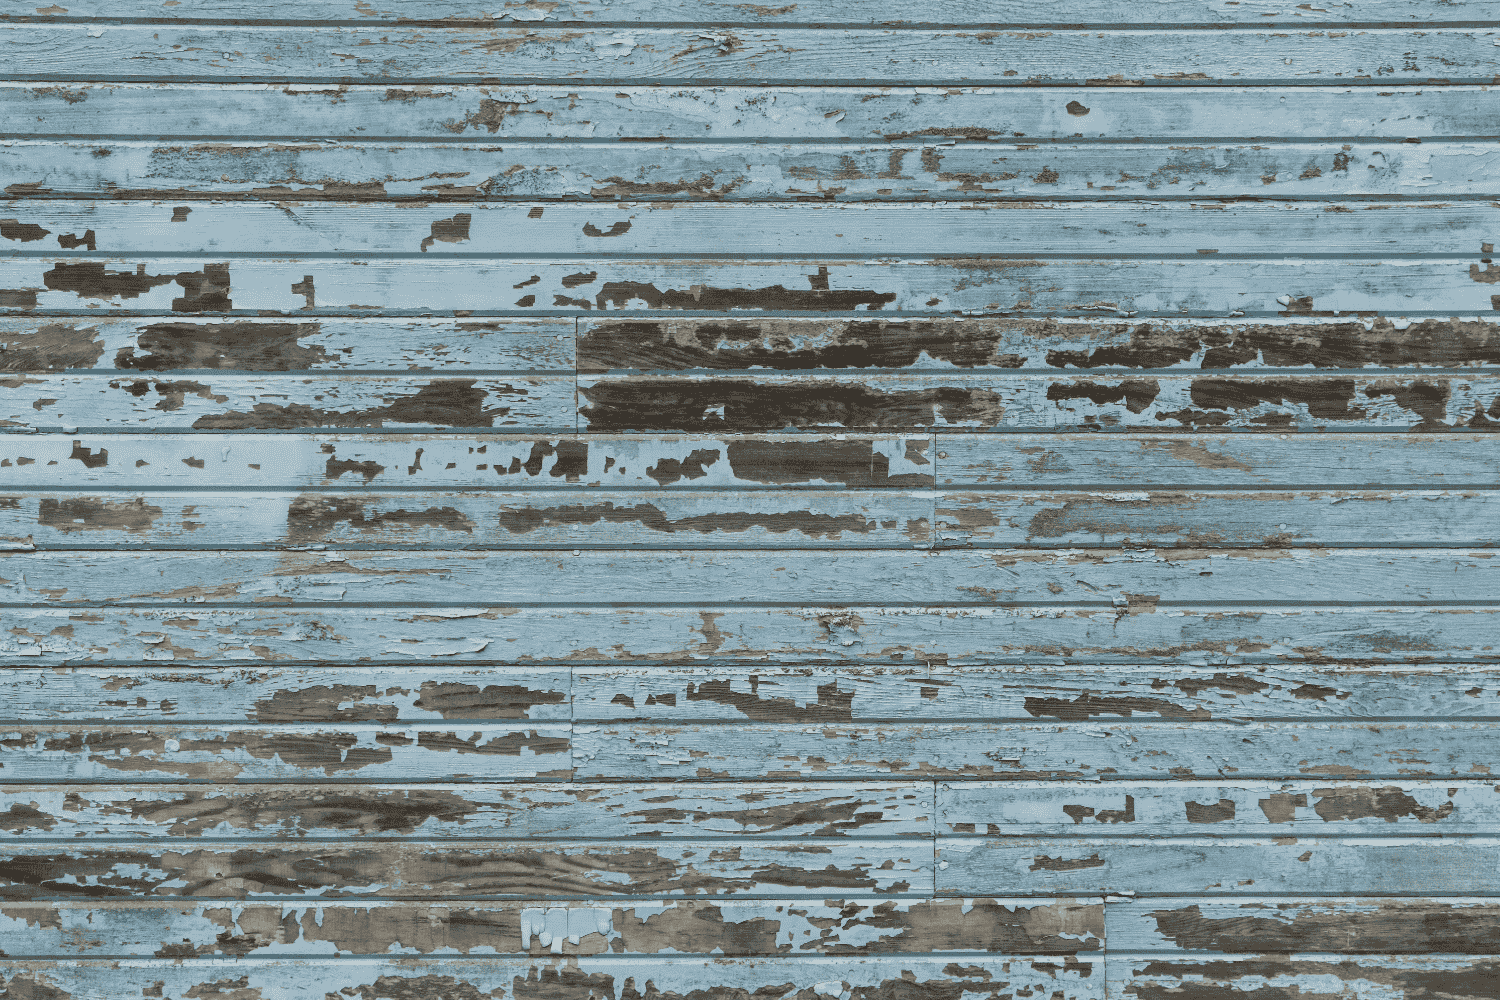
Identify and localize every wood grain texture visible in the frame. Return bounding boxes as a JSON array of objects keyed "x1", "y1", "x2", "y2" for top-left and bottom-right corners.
[
  {"x1": 9, "y1": 84, "x2": 1494, "y2": 140},
  {"x1": 0, "y1": 897, "x2": 1102, "y2": 957},
  {"x1": 12, "y1": 0, "x2": 1483, "y2": 25},
  {"x1": 4, "y1": 200, "x2": 1496, "y2": 255},
  {"x1": 6, "y1": 256, "x2": 1499, "y2": 314},
  {"x1": 7, "y1": 141, "x2": 1498, "y2": 202},
  {"x1": 1107, "y1": 953, "x2": 1500, "y2": 1000},
  {"x1": 8, "y1": 27, "x2": 1496, "y2": 85},
  {"x1": 0, "y1": 782, "x2": 934, "y2": 838}
]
